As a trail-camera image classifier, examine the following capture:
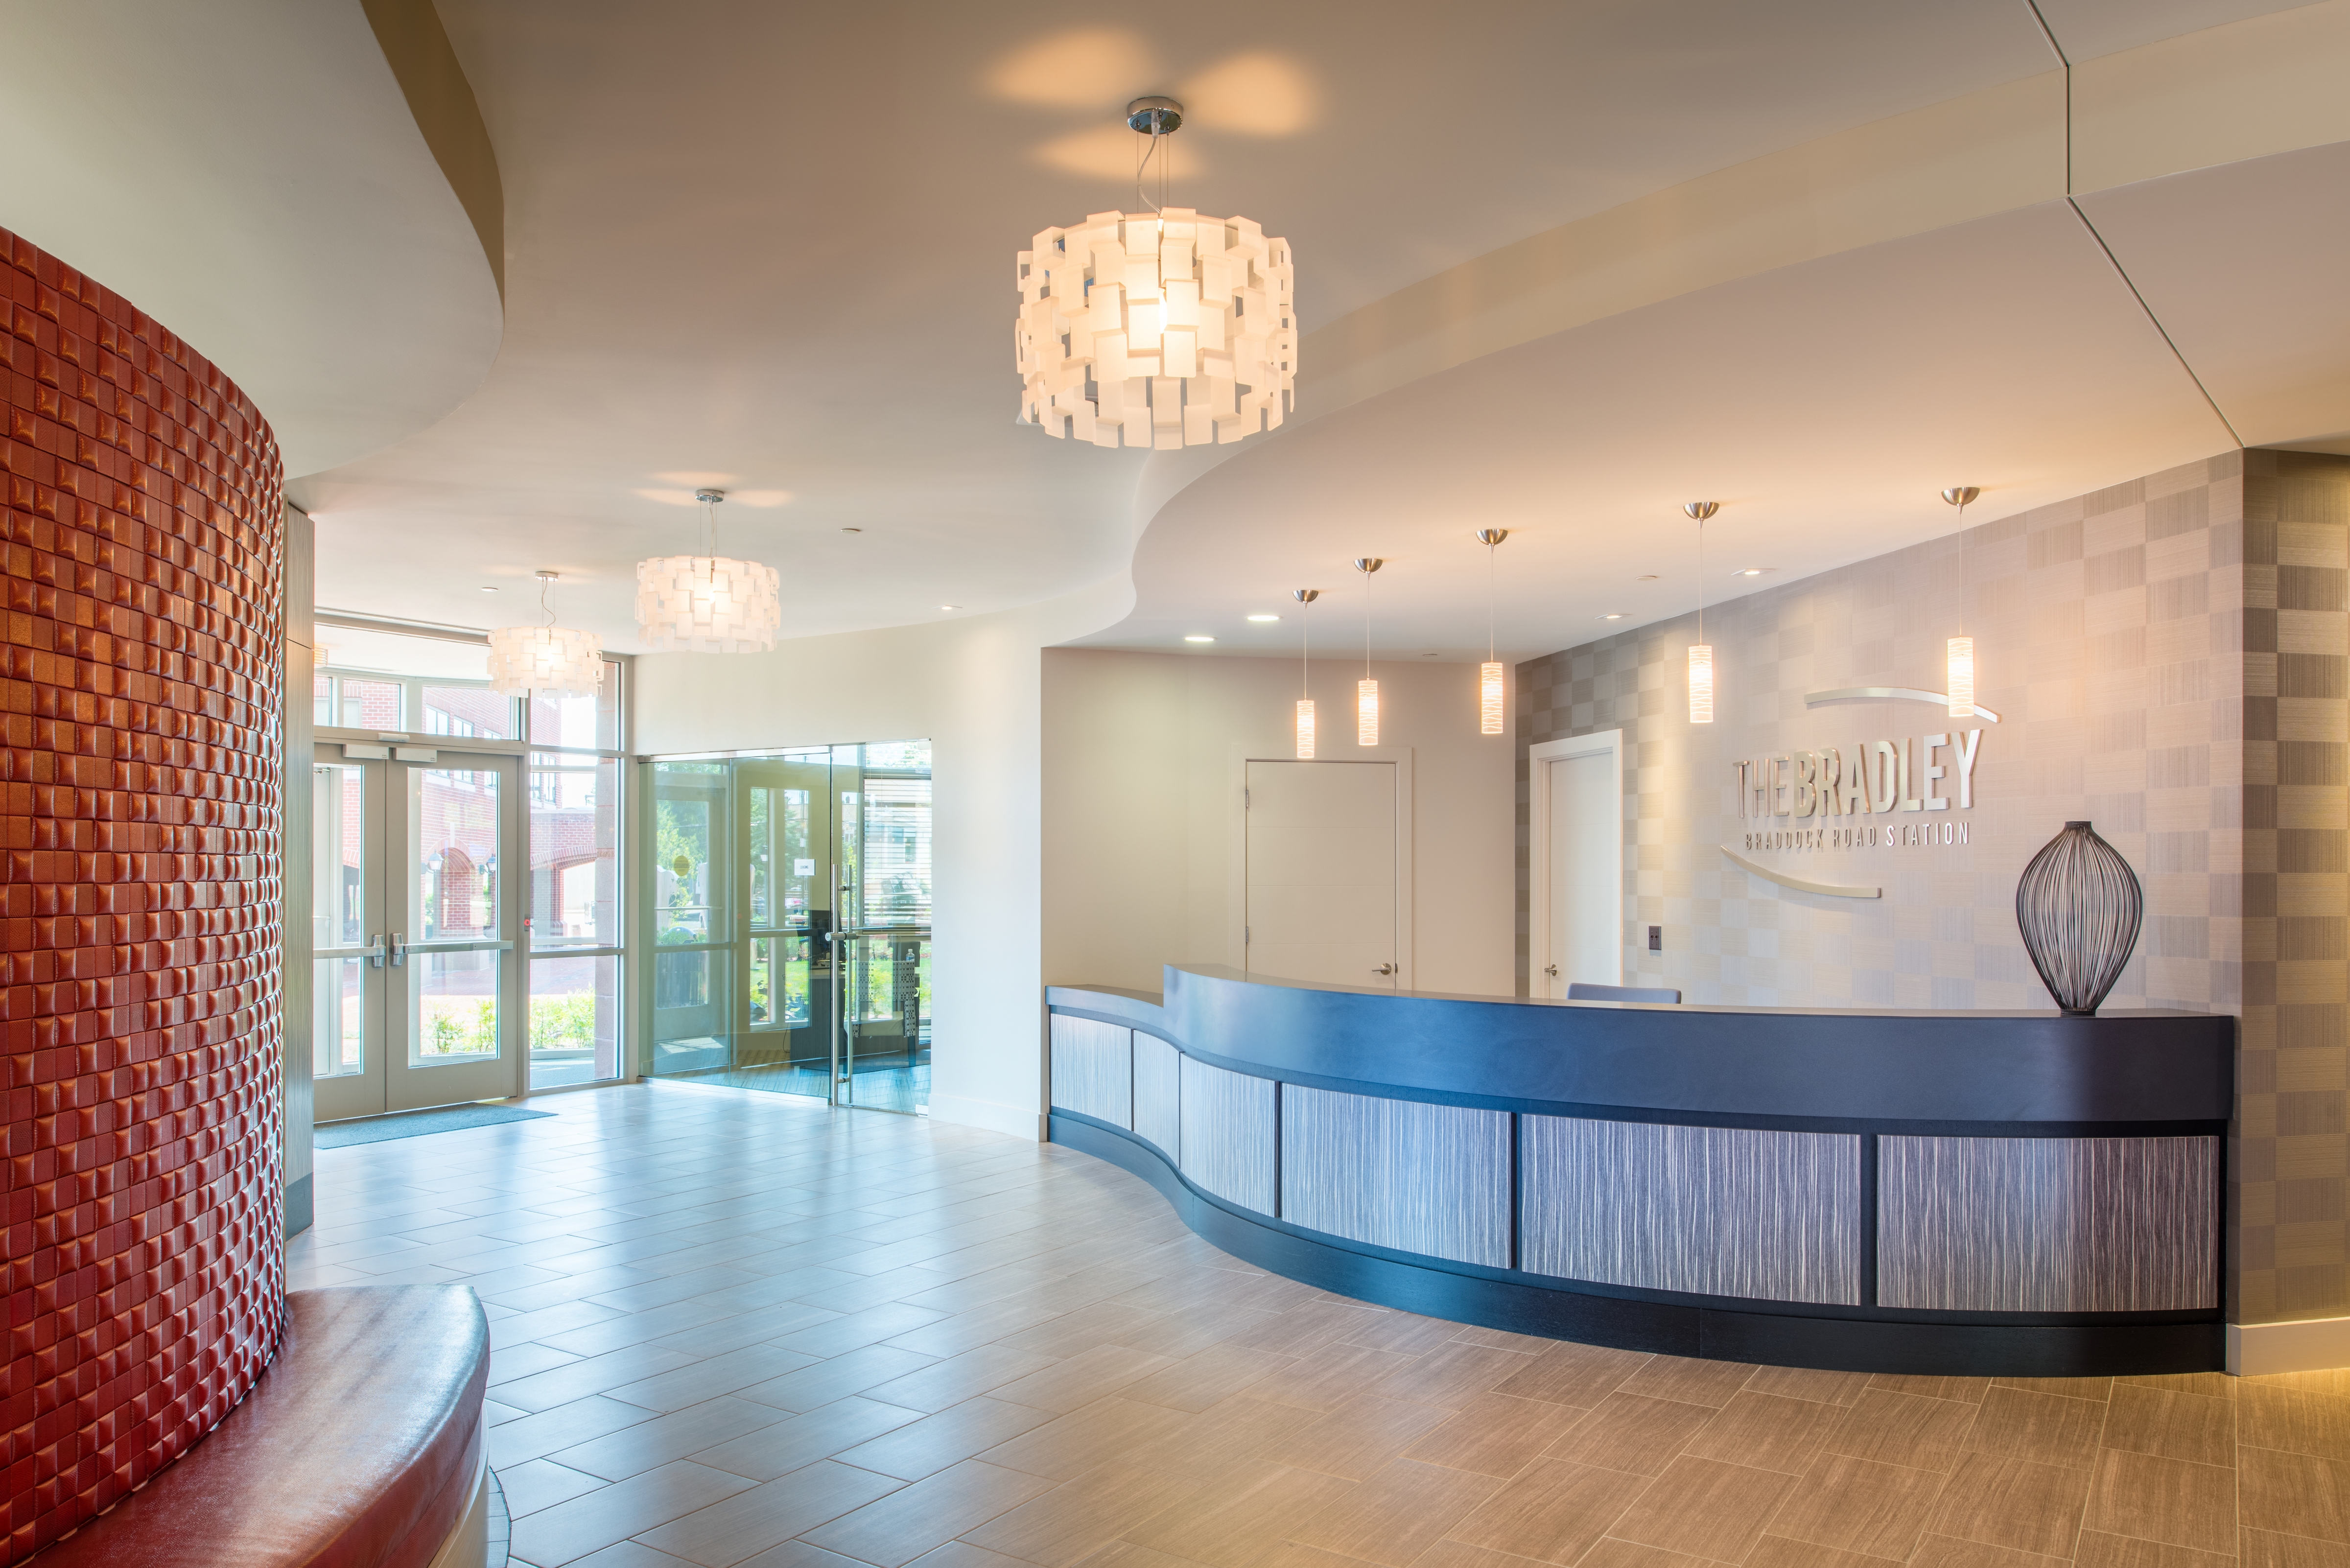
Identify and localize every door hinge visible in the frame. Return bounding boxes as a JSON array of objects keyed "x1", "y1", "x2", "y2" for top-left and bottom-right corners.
[
  {"x1": 1244, "y1": 787, "x2": 1250, "y2": 809},
  {"x1": 1245, "y1": 925, "x2": 1251, "y2": 945}
]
